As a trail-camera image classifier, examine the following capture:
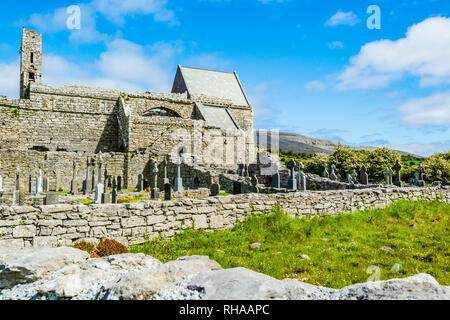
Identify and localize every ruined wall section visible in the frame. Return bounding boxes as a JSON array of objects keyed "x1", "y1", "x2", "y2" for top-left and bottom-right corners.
[{"x1": 0, "y1": 84, "x2": 121, "y2": 153}]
